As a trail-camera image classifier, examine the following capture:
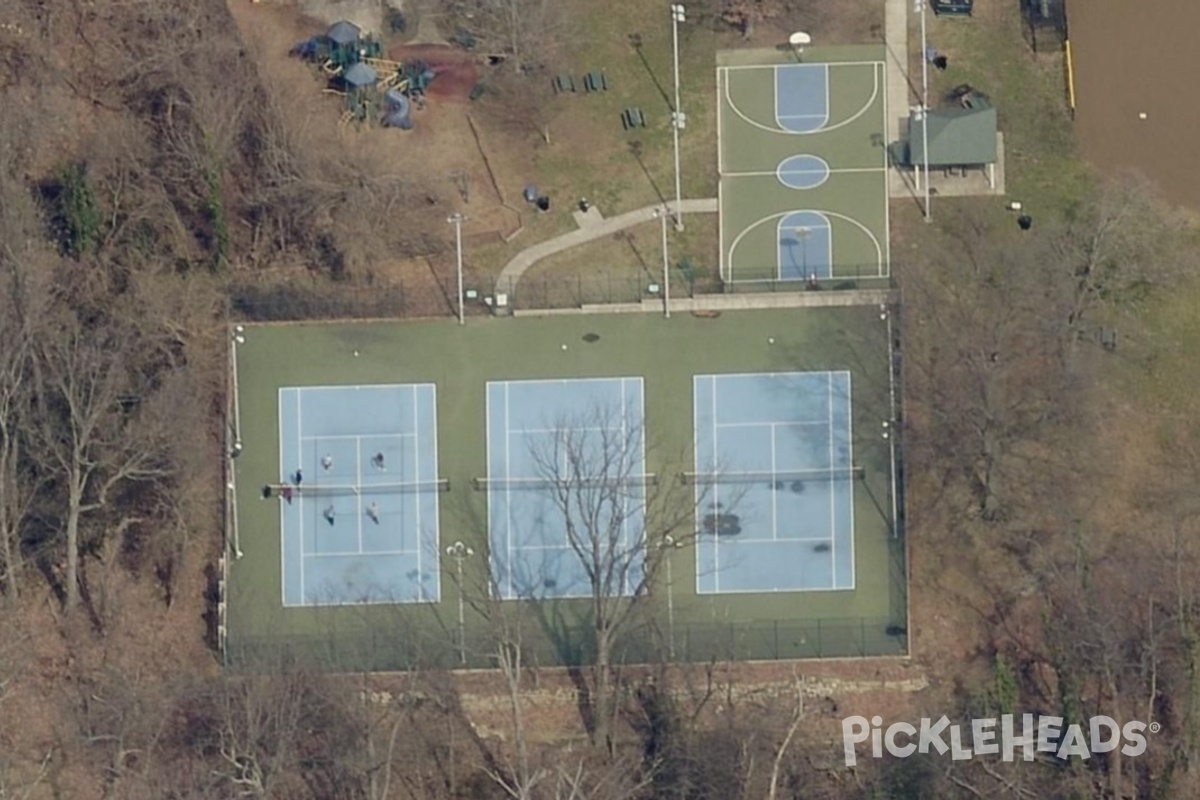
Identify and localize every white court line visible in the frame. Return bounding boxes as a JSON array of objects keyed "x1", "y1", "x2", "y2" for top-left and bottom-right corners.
[
  {"x1": 289, "y1": 382, "x2": 411, "y2": 393},
  {"x1": 827, "y1": 373, "x2": 836, "y2": 582},
  {"x1": 485, "y1": 384, "x2": 495, "y2": 595},
  {"x1": 356, "y1": 435, "x2": 363, "y2": 554},
  {"x1": 719, "y1": 60, "x2": 886, "y2": 73},
  {"x1": 301, "y1": 433, "x2": 413, "y2": 442},
  {"x1": 722, "y1": 62, "x2": 880, "y2": 138},
  {"x1": 501, "y1": 376, "x2": 628, "y2": 389},
  {"x1": 505, "y1": 382, "x2": 513, "y2": 599},
  {"x1": 879, "y1": 63, "x2": 891, "y2": 275},
  {"x1": 776, "y1": 156, "x2": 831, "y2": 191},
  {"x1": 696, "y1": 369, "x2": 831, "y2": 381},
  {"x1": 428, "y1": 385, "x2": 441, "y2": 602},
  {"x1": 514, "y1": 543, "x2": 578, "y2": 552},
  {"x1": 719, "y1": 180, "x2": 726, "y2": 281},
  {"x1": 697, "y1": 583, "x2": 845, "y2": 595},
  {"x1": 305, "y1": 549, "x2": 419, "y2": 558},
  {"x1": 297, "y1": 390, "x2": 305, "y2": 604},
  {"x1": 770, "y1": 422, "x2": 778, "y2": 541},
  {"x1": 278, "y1": 388, "x2": 288, "y2": 606},
  {"x1": 510, "y1": 425, "x2": 609, "y2": 435},
  {"x1": 727, "y1": 209, "x2": 883, "y2": 284},
  {"x1": 711, "y1": 375, "x2": 720, "y2": 593},
  {"x1": 709, "y1": 536, "x2": 836, "y2": 546},
  {"x1": 844, "y1": 371, "x2": 857, "y2": 590},
  {"x1": 716, "y1": 67, "x2": 724, "y2": 184},
  {"x1": 725, "y1": 167, "x2": 887, "y2": 178},
  {"x1": 716, "y1": 419, "x2": 827, "y2": 428},
  {"x1": 412, "y1": 385, "x2": 423, "y2": 601}
]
